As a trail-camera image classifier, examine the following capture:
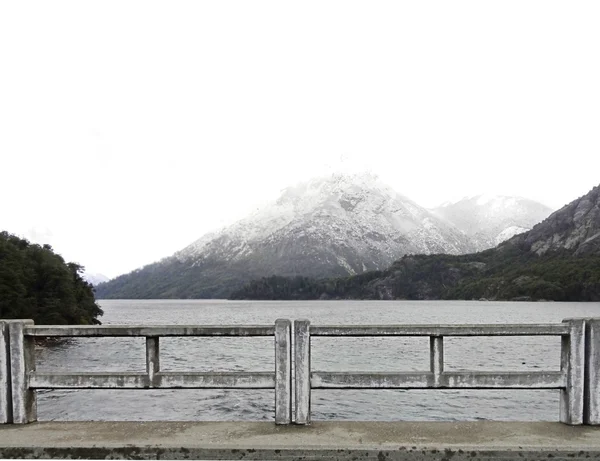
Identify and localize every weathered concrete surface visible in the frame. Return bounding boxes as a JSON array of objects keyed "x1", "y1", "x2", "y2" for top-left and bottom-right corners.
[{"x1": 2, "y1": 421, "x2": 600, "y2": 460}]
